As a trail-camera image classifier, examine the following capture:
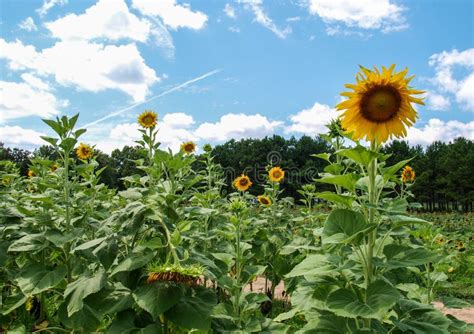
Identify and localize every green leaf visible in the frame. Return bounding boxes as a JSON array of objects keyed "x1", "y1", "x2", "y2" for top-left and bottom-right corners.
[
  {"x1": 312, "y1": 153, "x2": 331, "y2": 162},
  {"x1": 389, "y1": 215, "x2": 429, "y2": 226},
  {"x1": 316, "y1": 174, "x2": 359, "y2": 191},
  {"x1": 69, "y1": 113, "x2": 80, "y2": 129},
  {"x1": 382, "y1": 244, "x2": 436, "y2": 269},
  {"x1": 119, "y1": 189, "x2": 142, "y2": 200},
  {"x1": 317, "y1": 191, "x2": 354, "y2": 207},
  {"x1": 382, "y1": 158, "x2": 414, "y2": 181},
  {"x1": 42, "y1": 119, "x2": 63, "y2": 136},
  {"x1": 60, "y1": 137, "x2": 77, "y2": 152},
  {"x1": 441, "y1": 296, "x2": 471, "y2": 309},
  {"x1": 64, "y1": 270, "x2": 106, "y2": 316},
  {"x1": 393, "y1": 299, "x2": 451, "y2": 334},
  {"x1": 8, "y1": 234, "x2": 48, "y2": 252},
  {"x1": 327, "y1": 280, "x2": 401, "y2": 319},
  {"x1": 133, "y1": 283, "x2": 183, "y2": 320},
  {"x1": 336, "y1": 145, "x2": 379, "y2": 166},
  {"x1": 110, "y1": 251, "x2": 155, "y2": 276},
  {"x1": 74, "y1": 128, "x2": 87, "y2": 138},
  {"x1": 323, "y1": 209, "x2": 372, "y2": 245},
  {"x1": 72, "y1": 237, "x2": 107, "y2": 253},
  {"x1": 40, "y1": 136, "x2": 58, "y2": 146},
  {"x1": 165, "y1": 286, "x2": 216, "y2": 330},
  {"x1": 16, "y1": 264, "x2": 66, "y2": 295},
  {"x1": 45, "y1": 230, "x2": 77, "y2": 247},
  {"x1": 1, "y1": 293, "x2": 27, "y2": 315},
  {"x1": 285, "y1": 254, "x2": 333, "y2": 278}
]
